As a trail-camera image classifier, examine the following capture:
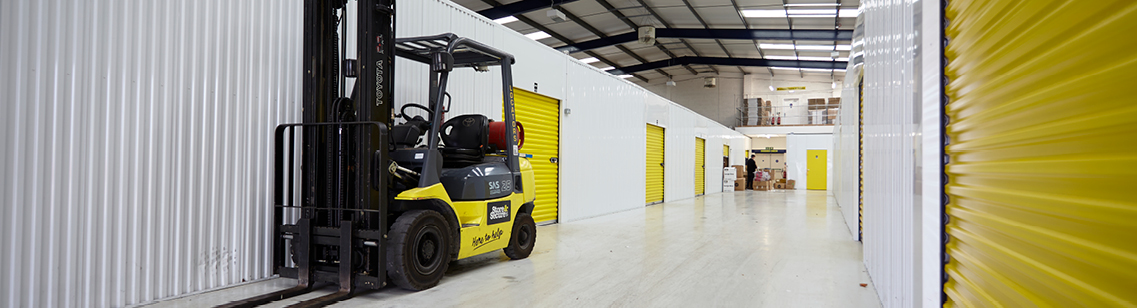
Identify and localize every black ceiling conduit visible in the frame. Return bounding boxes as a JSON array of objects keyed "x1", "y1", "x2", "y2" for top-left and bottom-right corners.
[
  {"x1": 557, "y1": 29, "x2": 854, "y2": 53},
  {"x1": 477, "y1": 0, "x2": 582, "y2": 20},
  {"x1": 607, "y1": 57, "x2": 847, "y2": 75}
]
